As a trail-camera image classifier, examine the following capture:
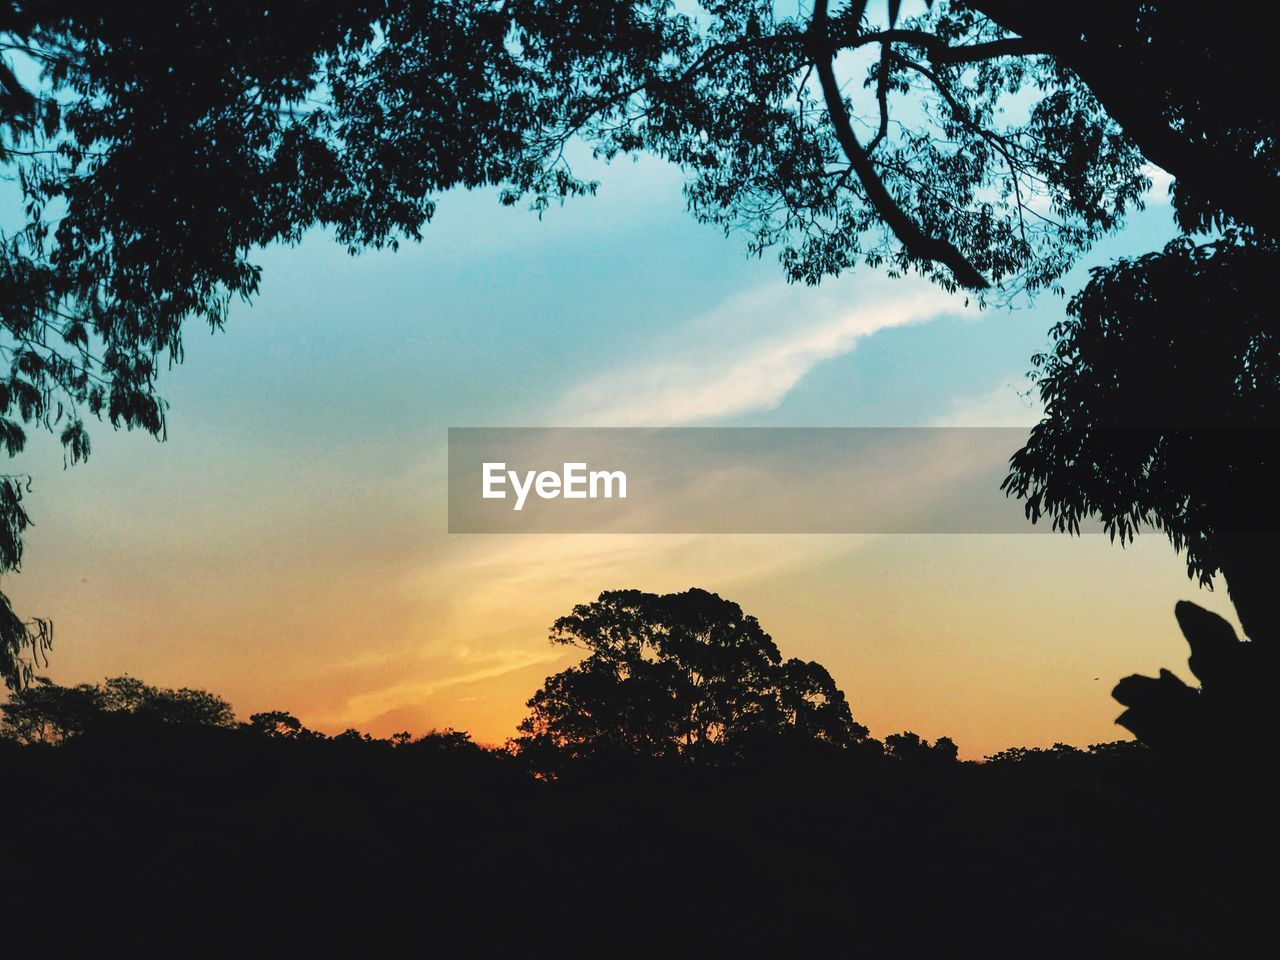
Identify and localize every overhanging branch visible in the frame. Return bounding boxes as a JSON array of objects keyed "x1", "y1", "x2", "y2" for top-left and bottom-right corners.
[{"x1": 810, "y1": 0, "x2": 990, "y2": 291}]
